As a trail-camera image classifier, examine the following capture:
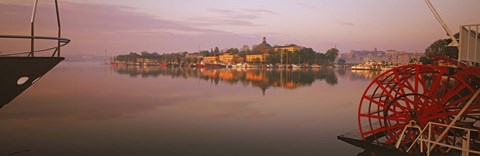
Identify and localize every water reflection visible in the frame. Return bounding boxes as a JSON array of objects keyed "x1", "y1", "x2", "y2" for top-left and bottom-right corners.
[
  {"x1": 349, "y1": 70, "x2": 381, "y2": 80},
  {"x1": 113, "y1": 66, "x2": 342, "y2": 94},
  {"x1": 0, "y1": 62, "x2": 384, "y2": 155}
]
